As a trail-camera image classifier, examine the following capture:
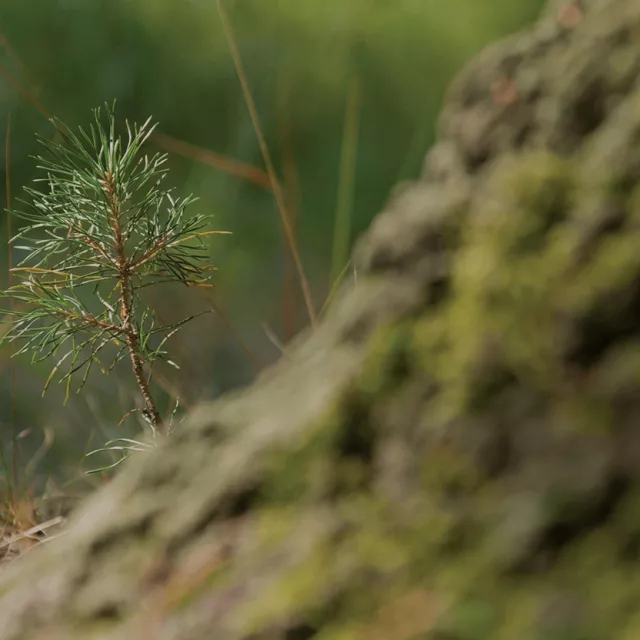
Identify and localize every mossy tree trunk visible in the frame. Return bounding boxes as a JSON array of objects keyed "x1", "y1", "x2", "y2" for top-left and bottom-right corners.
[{"x1": 3, "y1": 1, "x2": 640, "y2": 638}]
